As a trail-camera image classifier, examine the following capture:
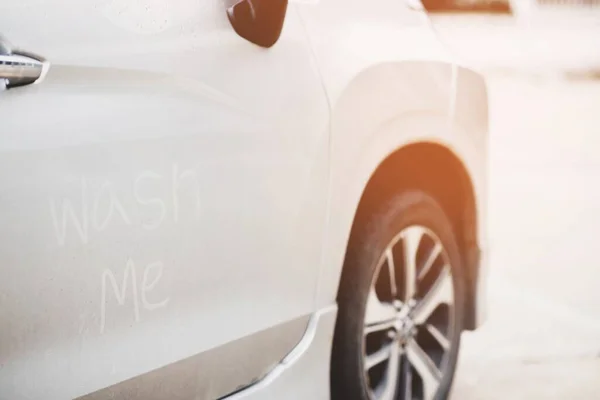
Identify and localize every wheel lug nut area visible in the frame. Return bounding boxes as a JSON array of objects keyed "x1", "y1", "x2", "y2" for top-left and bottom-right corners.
[{"x1": 392, "y1": 316, "x2": 418, "y2": 343}]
